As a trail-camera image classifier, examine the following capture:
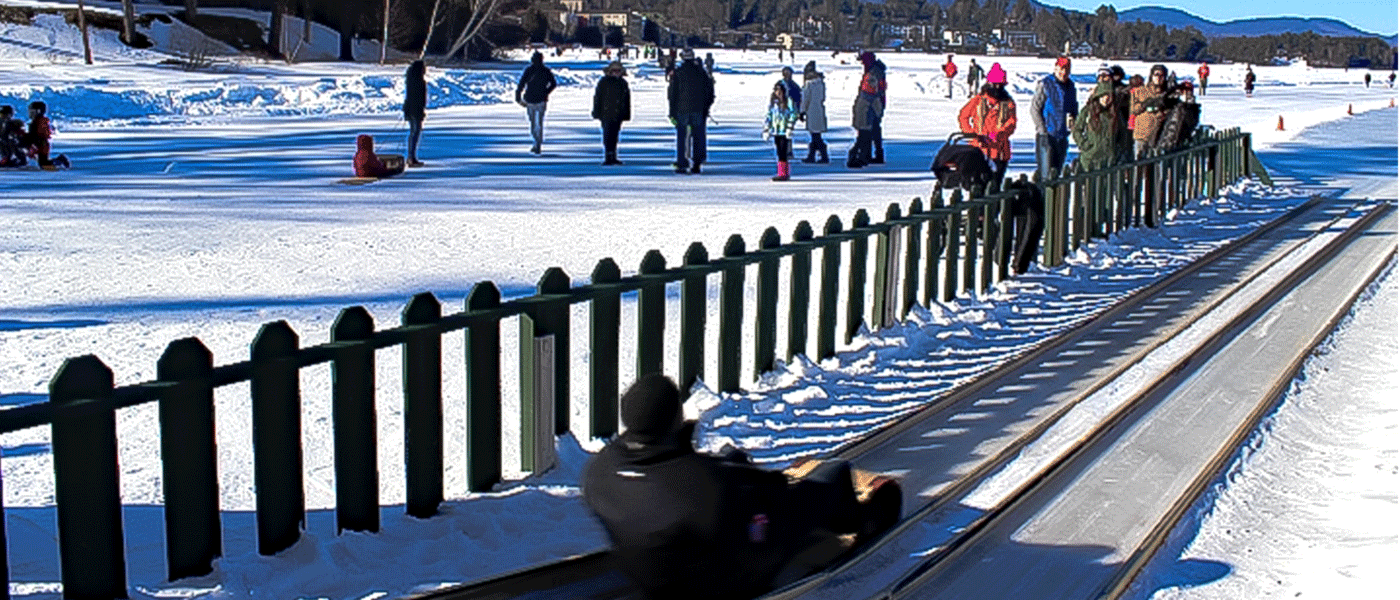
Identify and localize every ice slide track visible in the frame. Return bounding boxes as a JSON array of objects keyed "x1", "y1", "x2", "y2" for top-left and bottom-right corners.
[{"x1": 406, "y1": 197, "x2": 1388, "y2": 600}]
